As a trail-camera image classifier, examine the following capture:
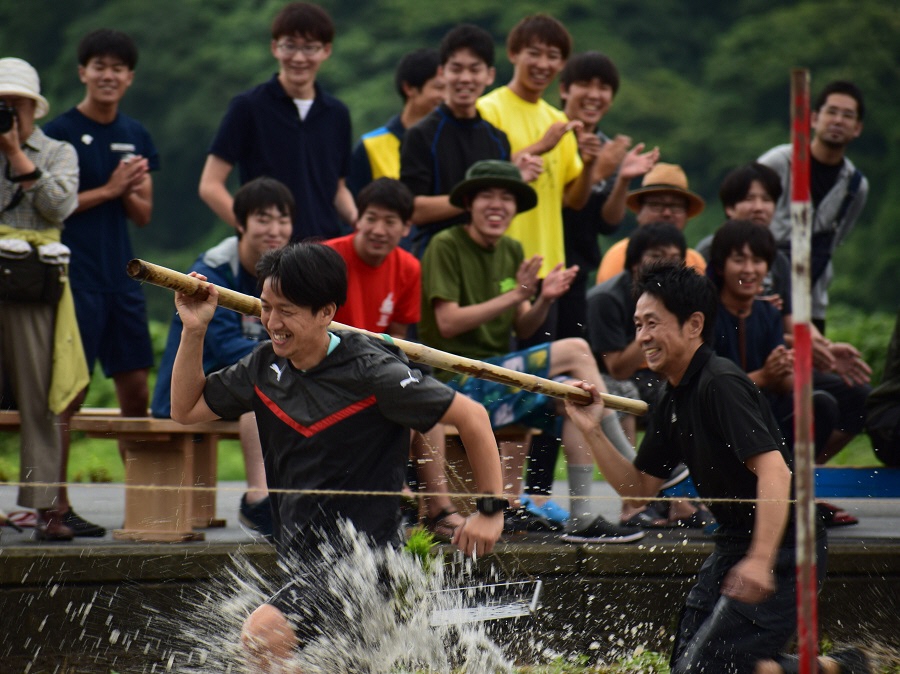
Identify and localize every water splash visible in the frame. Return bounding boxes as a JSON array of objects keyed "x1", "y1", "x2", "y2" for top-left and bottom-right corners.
[{"x1": 157, "y1": 521, "x2": 514, "y2": 673}]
